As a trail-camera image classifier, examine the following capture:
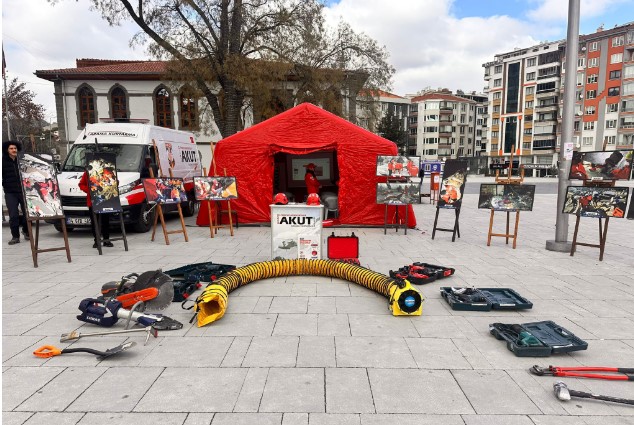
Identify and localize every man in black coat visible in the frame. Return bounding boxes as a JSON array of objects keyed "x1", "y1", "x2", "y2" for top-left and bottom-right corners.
[{"x1": 2, "y1": 141, "x2": 29, "y2": 245}]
